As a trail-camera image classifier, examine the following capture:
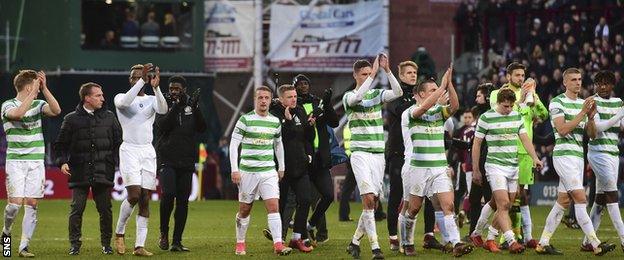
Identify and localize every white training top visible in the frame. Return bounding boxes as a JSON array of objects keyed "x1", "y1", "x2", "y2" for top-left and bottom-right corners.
[{"x1": 114, "y1": 78, "x2": 168, "y2": 145}]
